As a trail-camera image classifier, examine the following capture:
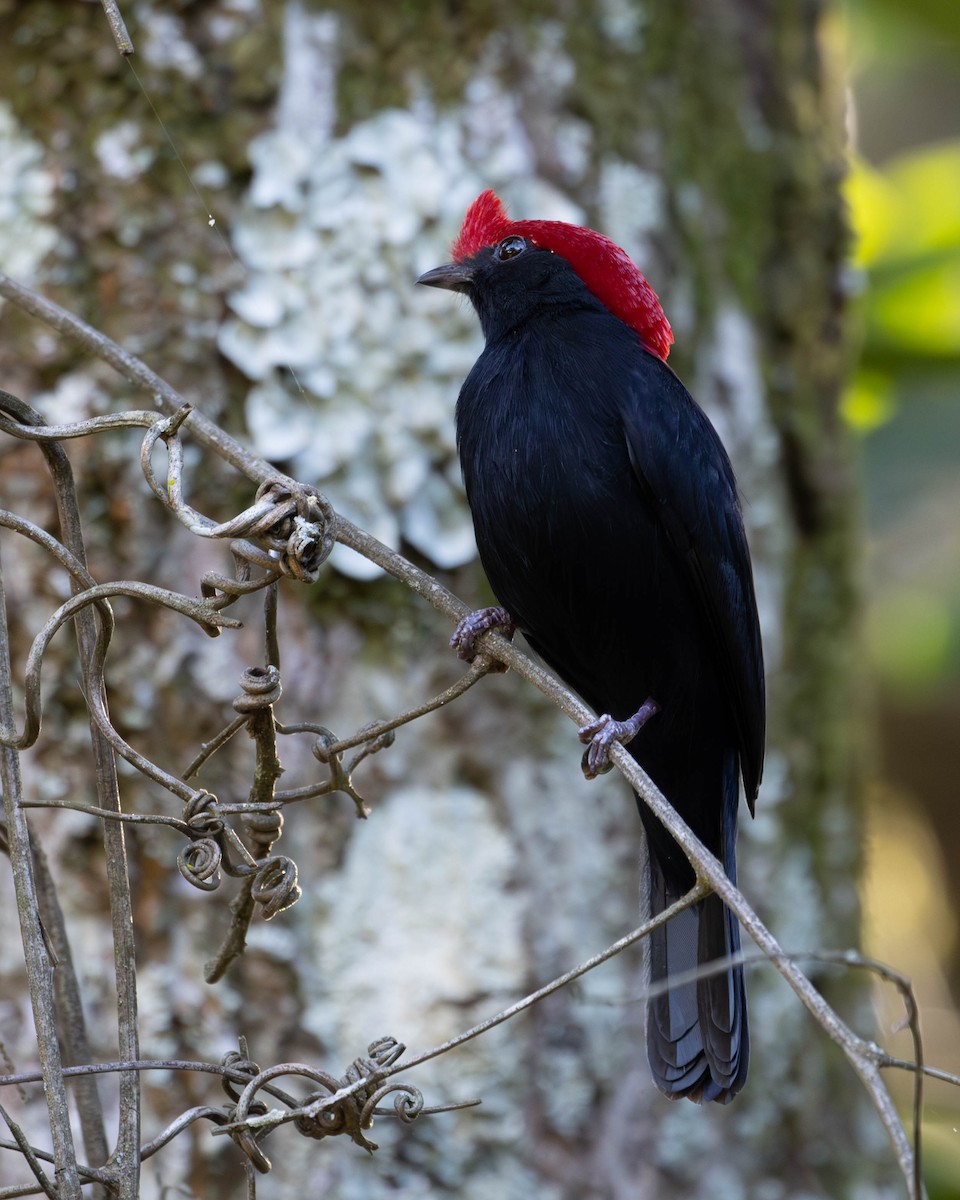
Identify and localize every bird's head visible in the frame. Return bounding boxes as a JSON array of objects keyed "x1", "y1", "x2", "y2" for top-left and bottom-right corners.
[{"x1": 417, "y1": 189, "x2": 673, "y2": 361}]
